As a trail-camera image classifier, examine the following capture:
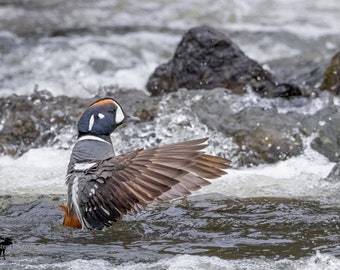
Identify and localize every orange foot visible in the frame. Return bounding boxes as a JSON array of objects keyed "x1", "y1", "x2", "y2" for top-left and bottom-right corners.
[{"x1": 59, "y1": 205, "x2": 82, "y2": 229}]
